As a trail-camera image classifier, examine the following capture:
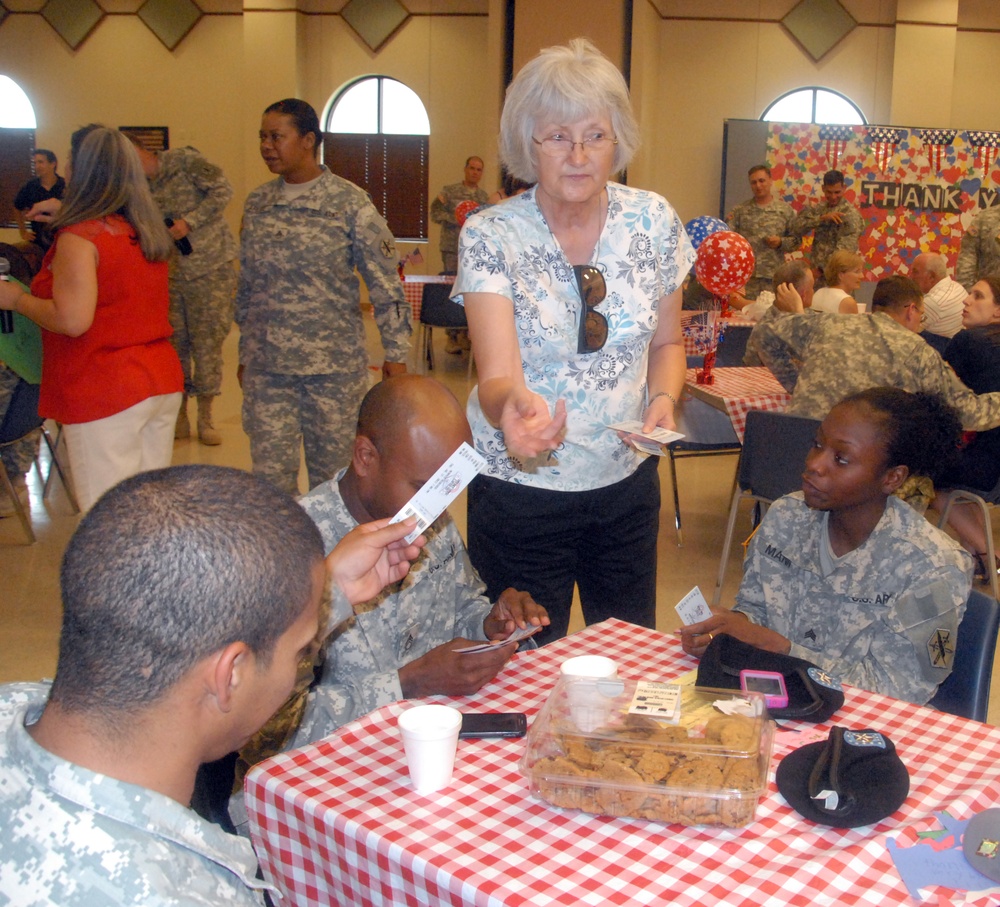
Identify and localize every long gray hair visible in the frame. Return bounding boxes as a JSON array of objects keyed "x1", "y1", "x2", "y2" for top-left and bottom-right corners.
[{"x1": 50, "y1": 126, "x2": 173, "y2": 262}]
